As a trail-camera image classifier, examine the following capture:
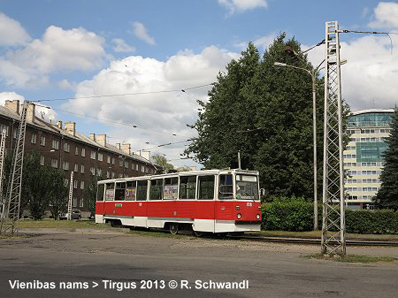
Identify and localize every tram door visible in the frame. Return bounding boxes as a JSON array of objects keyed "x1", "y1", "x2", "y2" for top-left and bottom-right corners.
[
  {"x1": 197, "y1": 175, "x2": 216, "y2": 232},
  {"x1": 95, "y1": 183, "x2": 106, "y2": 215}
]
